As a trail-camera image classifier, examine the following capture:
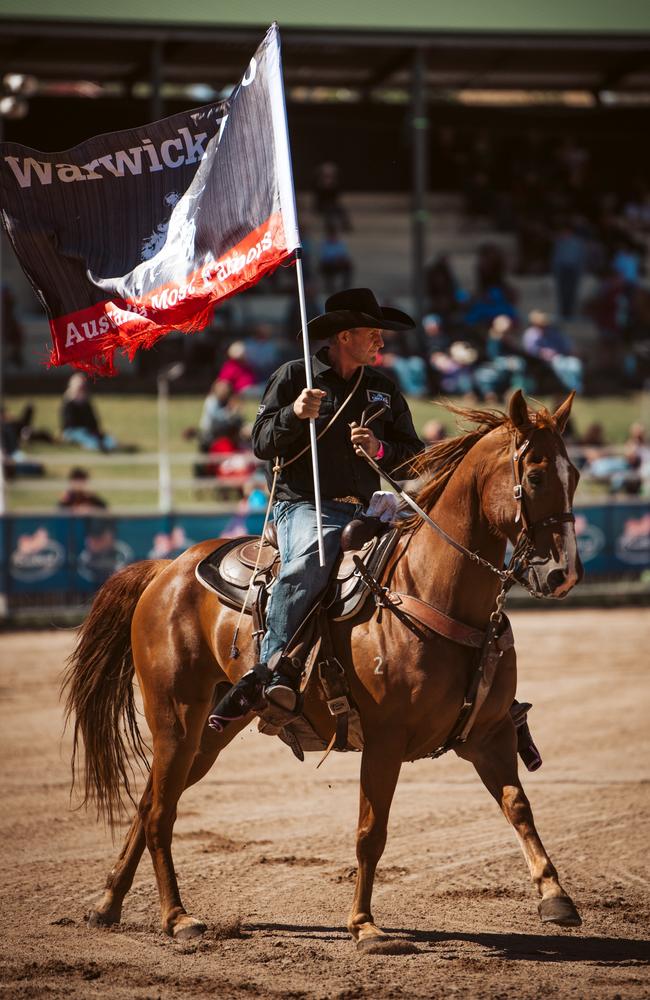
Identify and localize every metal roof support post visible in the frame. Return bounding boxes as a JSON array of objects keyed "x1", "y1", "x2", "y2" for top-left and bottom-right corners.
[
  {"x1": 150, "y1": 39, "x2": 164, "y2": 122},
  {"x1": 411, "y1": 46, "x2": 428, "y2": 330}
]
